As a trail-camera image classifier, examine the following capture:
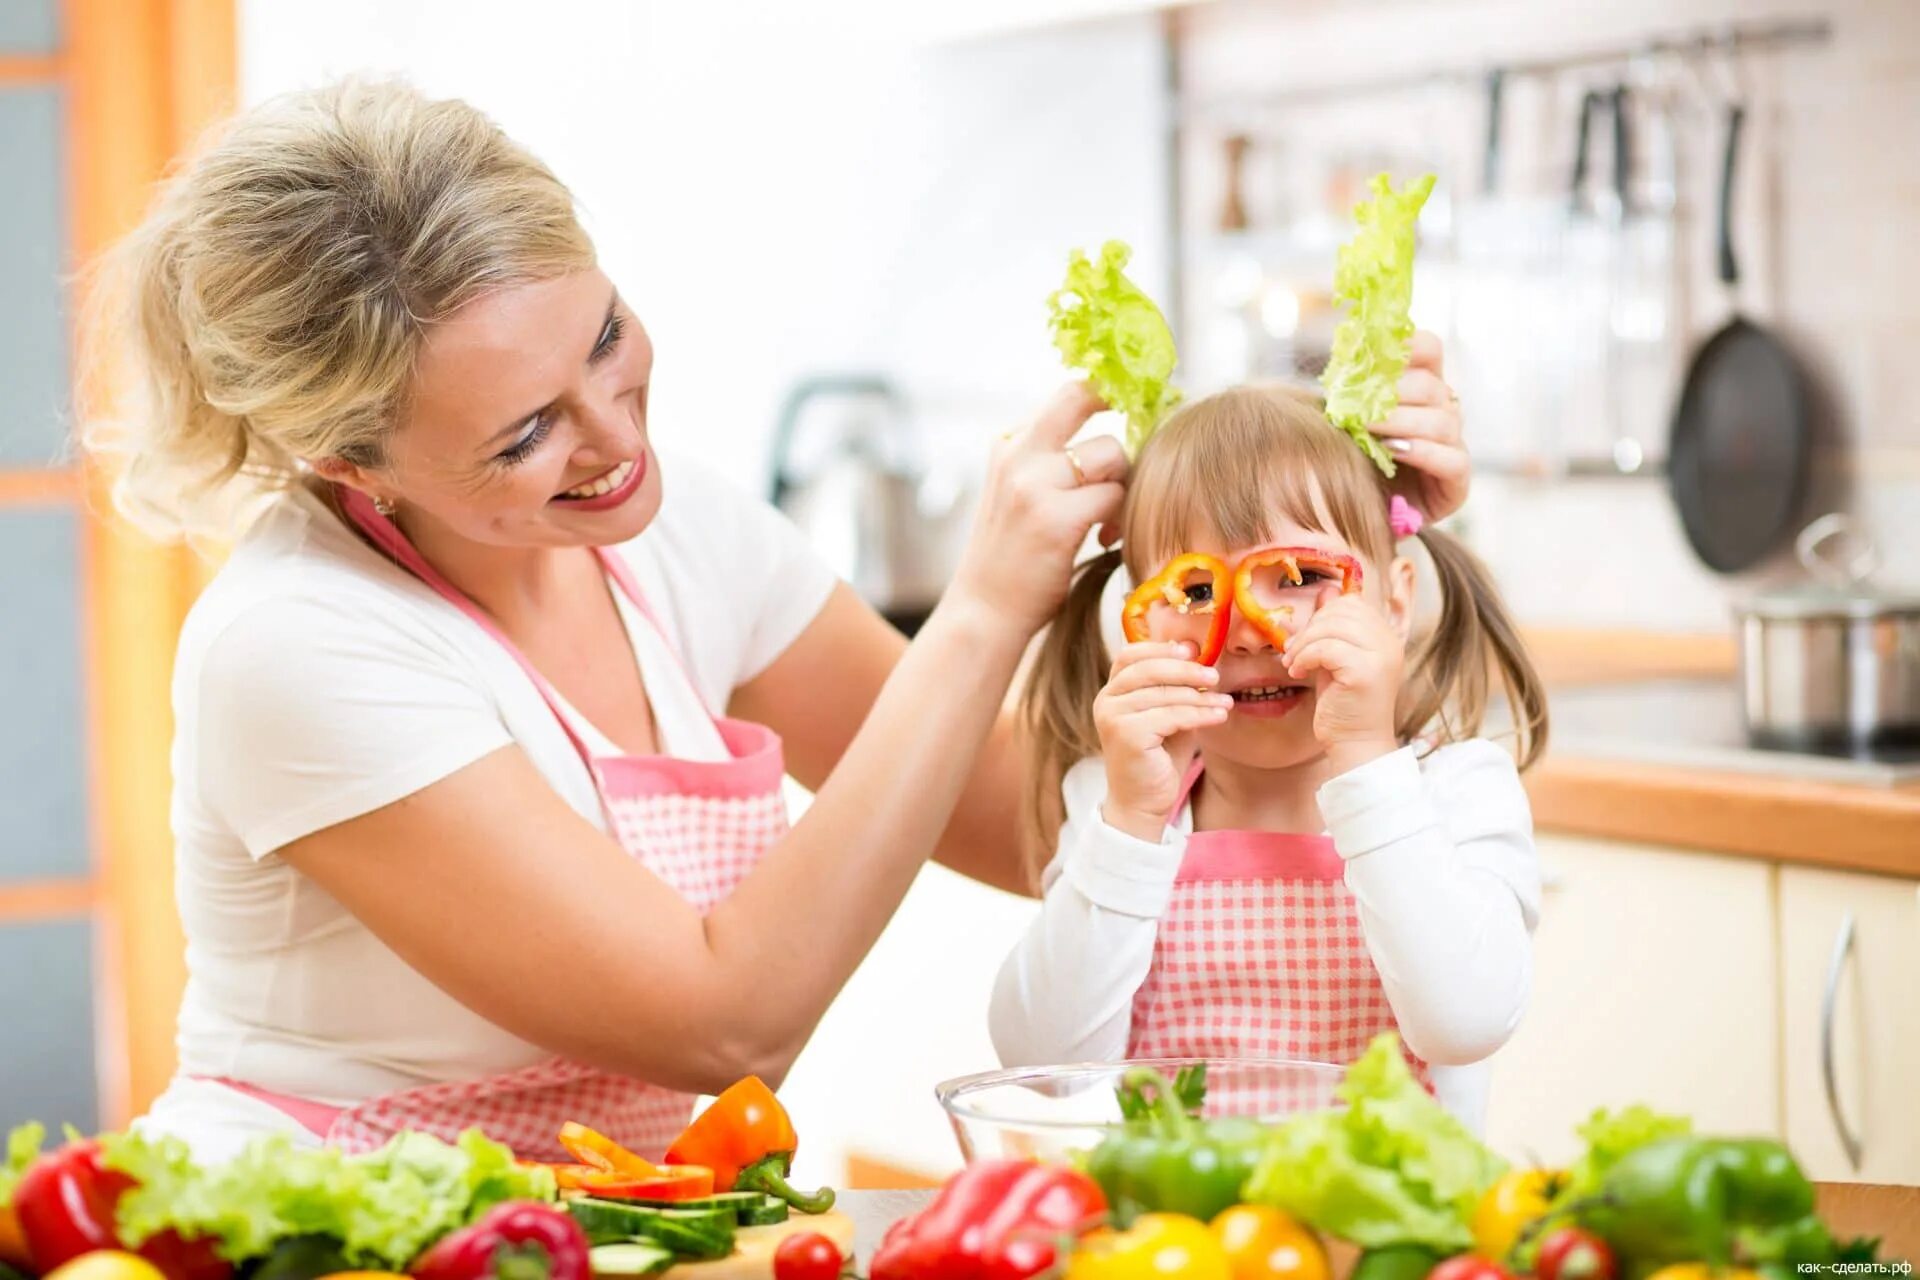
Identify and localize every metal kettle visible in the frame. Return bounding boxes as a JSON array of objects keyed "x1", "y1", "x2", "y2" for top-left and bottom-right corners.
[{"x1": 769, "y1": 375, "x2": 970, "y2": 634}]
